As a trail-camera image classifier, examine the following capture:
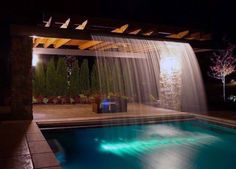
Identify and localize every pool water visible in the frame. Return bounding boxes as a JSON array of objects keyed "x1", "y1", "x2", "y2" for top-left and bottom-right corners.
[{"x1": 43, "y1": 120, "x2": 236, "y2": 169}]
